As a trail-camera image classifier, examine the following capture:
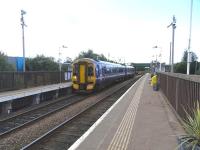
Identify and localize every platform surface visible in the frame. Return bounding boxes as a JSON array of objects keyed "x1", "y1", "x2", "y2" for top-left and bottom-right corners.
[
  {"x1": 69, "y1": 74, "x2": 184, "y2": 150},
  {"x1": 0, "y1": 82, "x2": 72, "y2": 103}
]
